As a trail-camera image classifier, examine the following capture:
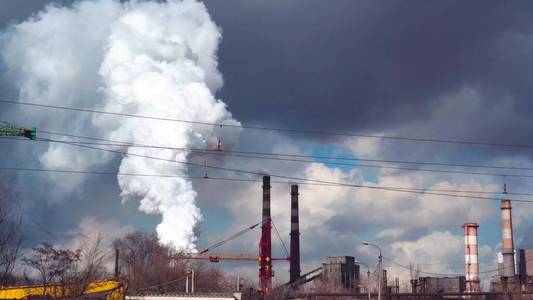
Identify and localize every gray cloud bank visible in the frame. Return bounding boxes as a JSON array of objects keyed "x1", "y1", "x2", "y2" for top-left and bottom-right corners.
[{"x1": 1, "y1": 0, "x2": 533, "y2": 287}]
